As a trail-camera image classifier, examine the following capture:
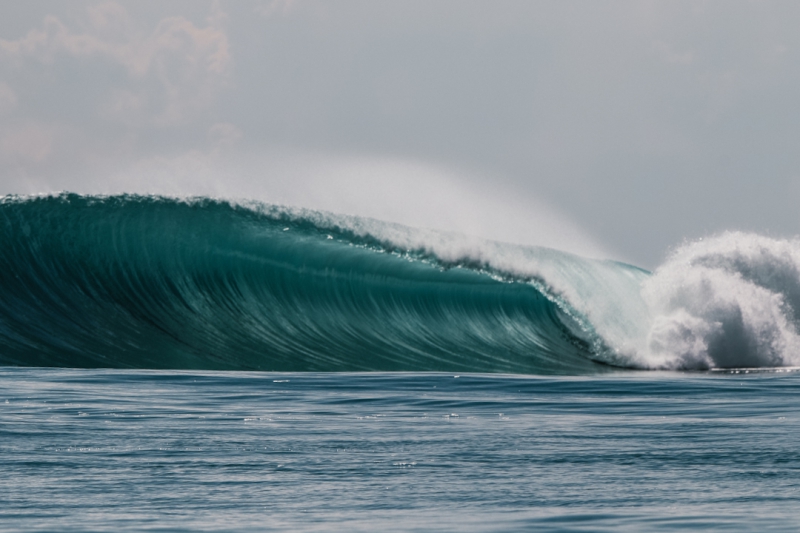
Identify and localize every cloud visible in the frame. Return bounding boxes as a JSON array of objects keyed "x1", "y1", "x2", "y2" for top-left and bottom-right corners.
[{"x1": 0, "y1": 1, "x2": 230, "y2": 124}]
